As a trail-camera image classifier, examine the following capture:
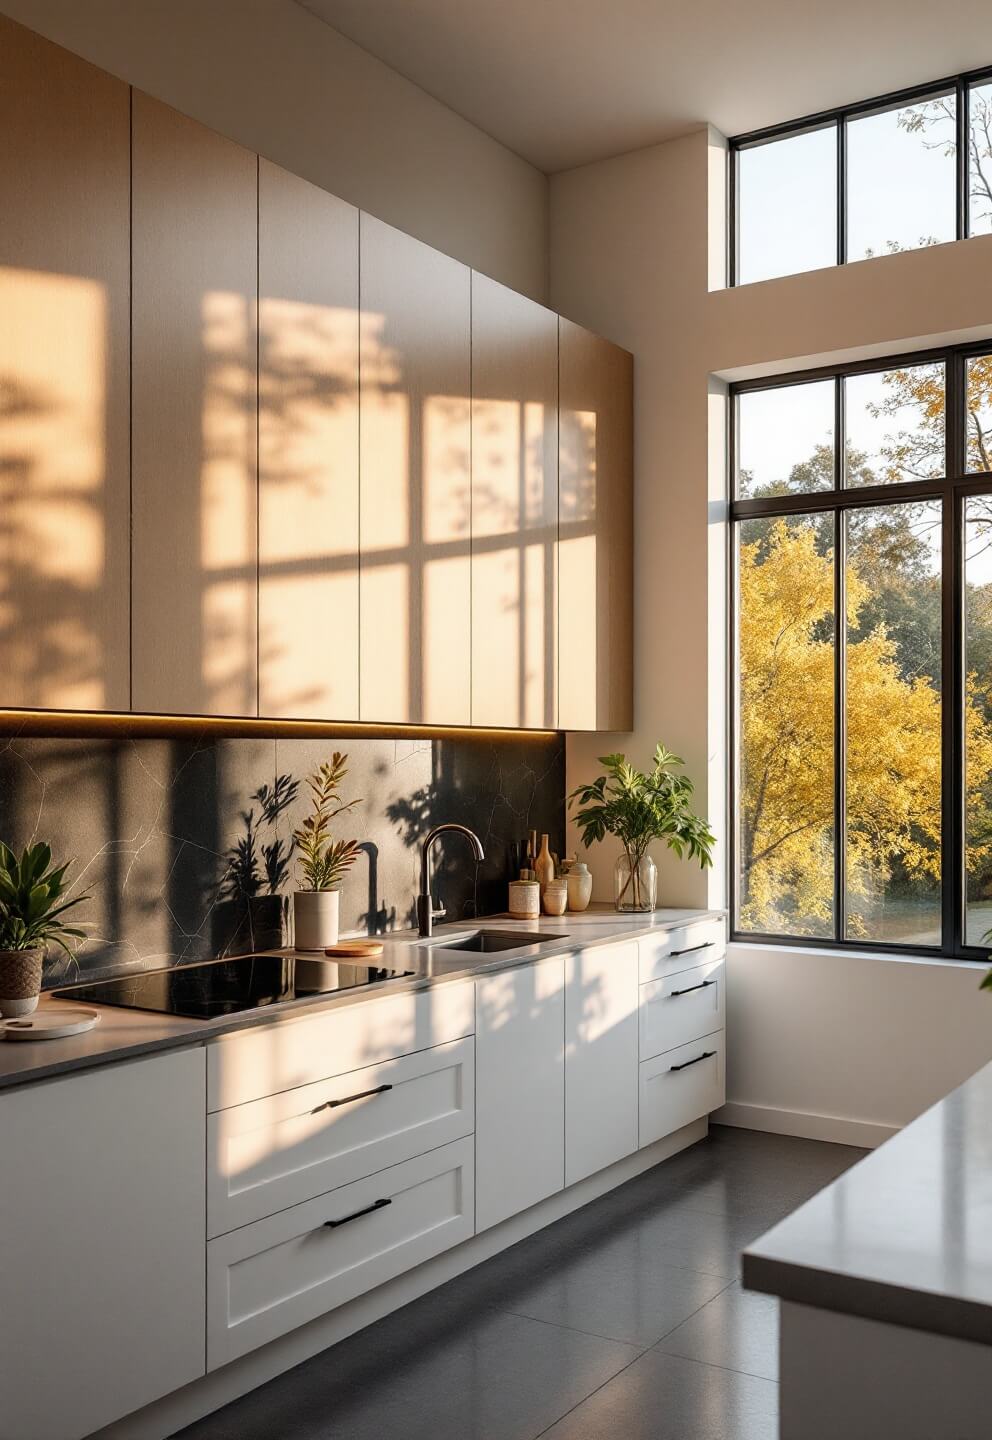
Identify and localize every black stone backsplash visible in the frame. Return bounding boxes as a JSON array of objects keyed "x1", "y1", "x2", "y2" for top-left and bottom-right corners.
[{"x1": 0, "y1": 729, "x2": 565, "y2": 989}]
